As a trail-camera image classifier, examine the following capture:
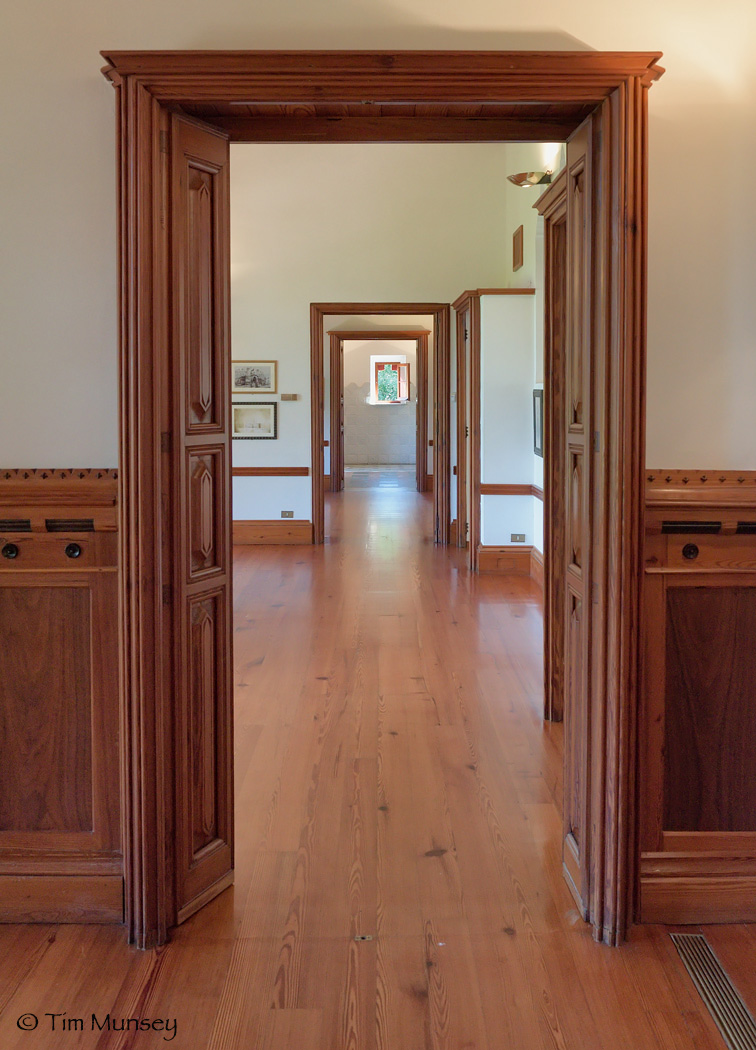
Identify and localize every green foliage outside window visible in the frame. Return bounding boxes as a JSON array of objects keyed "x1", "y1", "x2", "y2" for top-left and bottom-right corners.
[{"x1": 377, "y1": 365, "x2": 399, "y2": 401}]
